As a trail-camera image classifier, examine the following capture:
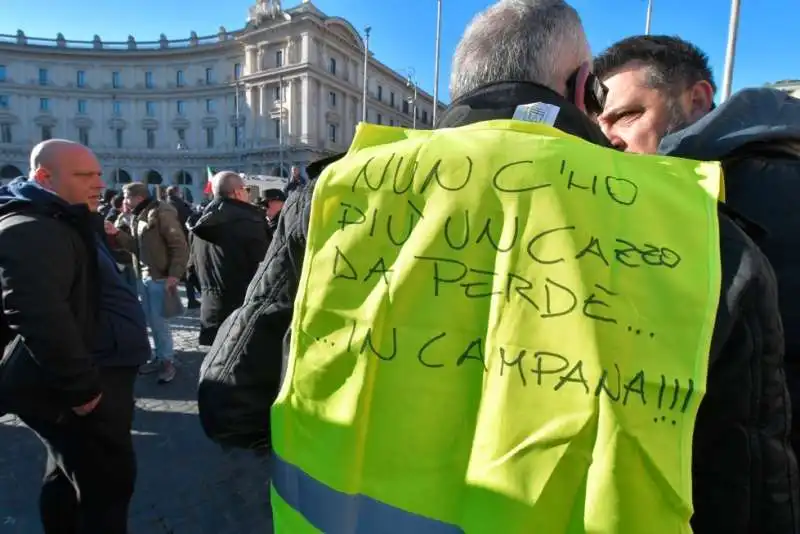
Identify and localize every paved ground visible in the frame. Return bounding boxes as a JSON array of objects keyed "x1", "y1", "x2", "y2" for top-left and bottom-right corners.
[{"x1": 0, "y1": 297, "x2": 274, "y2": 534}]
